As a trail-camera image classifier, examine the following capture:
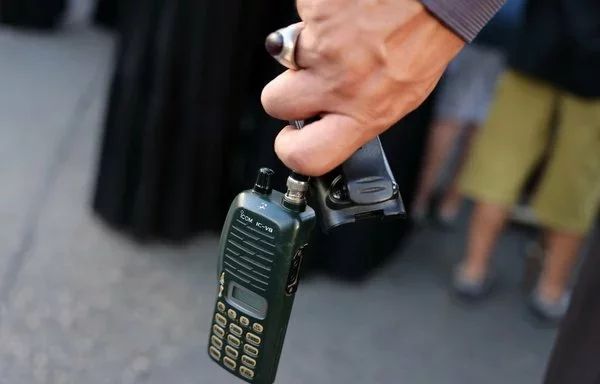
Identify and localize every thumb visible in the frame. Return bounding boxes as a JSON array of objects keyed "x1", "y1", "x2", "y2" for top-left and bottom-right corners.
[{"x1": 274, "y1": 114, "x2": 369, "y2": 176}]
